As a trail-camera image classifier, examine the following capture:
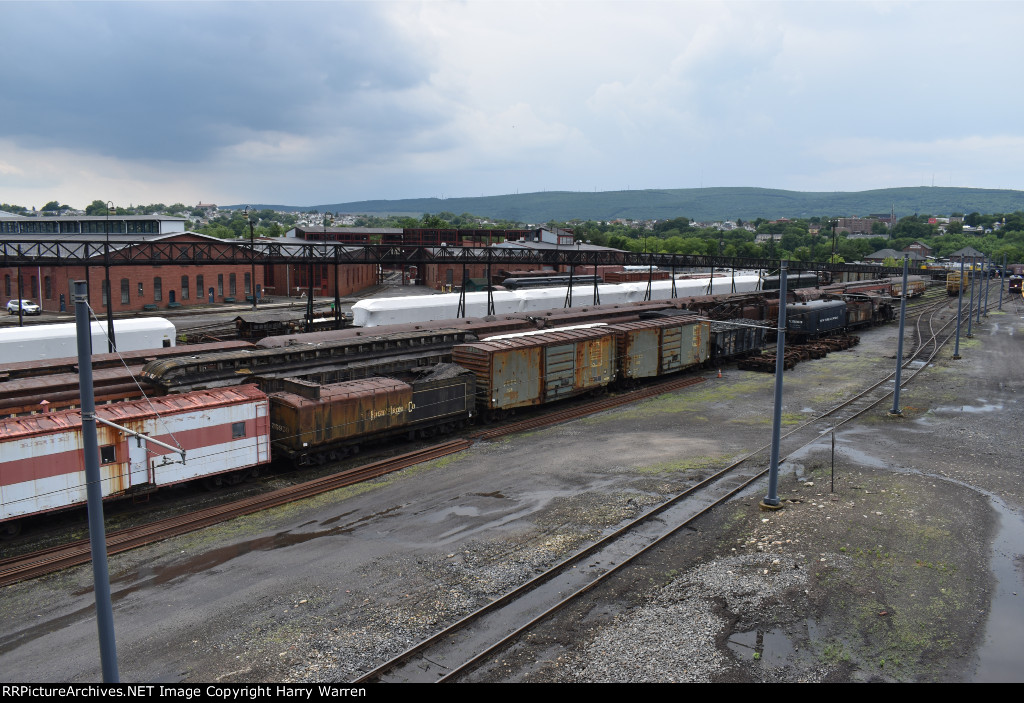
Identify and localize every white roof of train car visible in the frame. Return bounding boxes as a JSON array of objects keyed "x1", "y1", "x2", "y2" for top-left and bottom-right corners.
[
  {"x1": 352, "y1": 275, "x2": 763, "y2": 327},
  {"x1": 0, "y1": 318, "x2": 176, "y2": 364}
]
